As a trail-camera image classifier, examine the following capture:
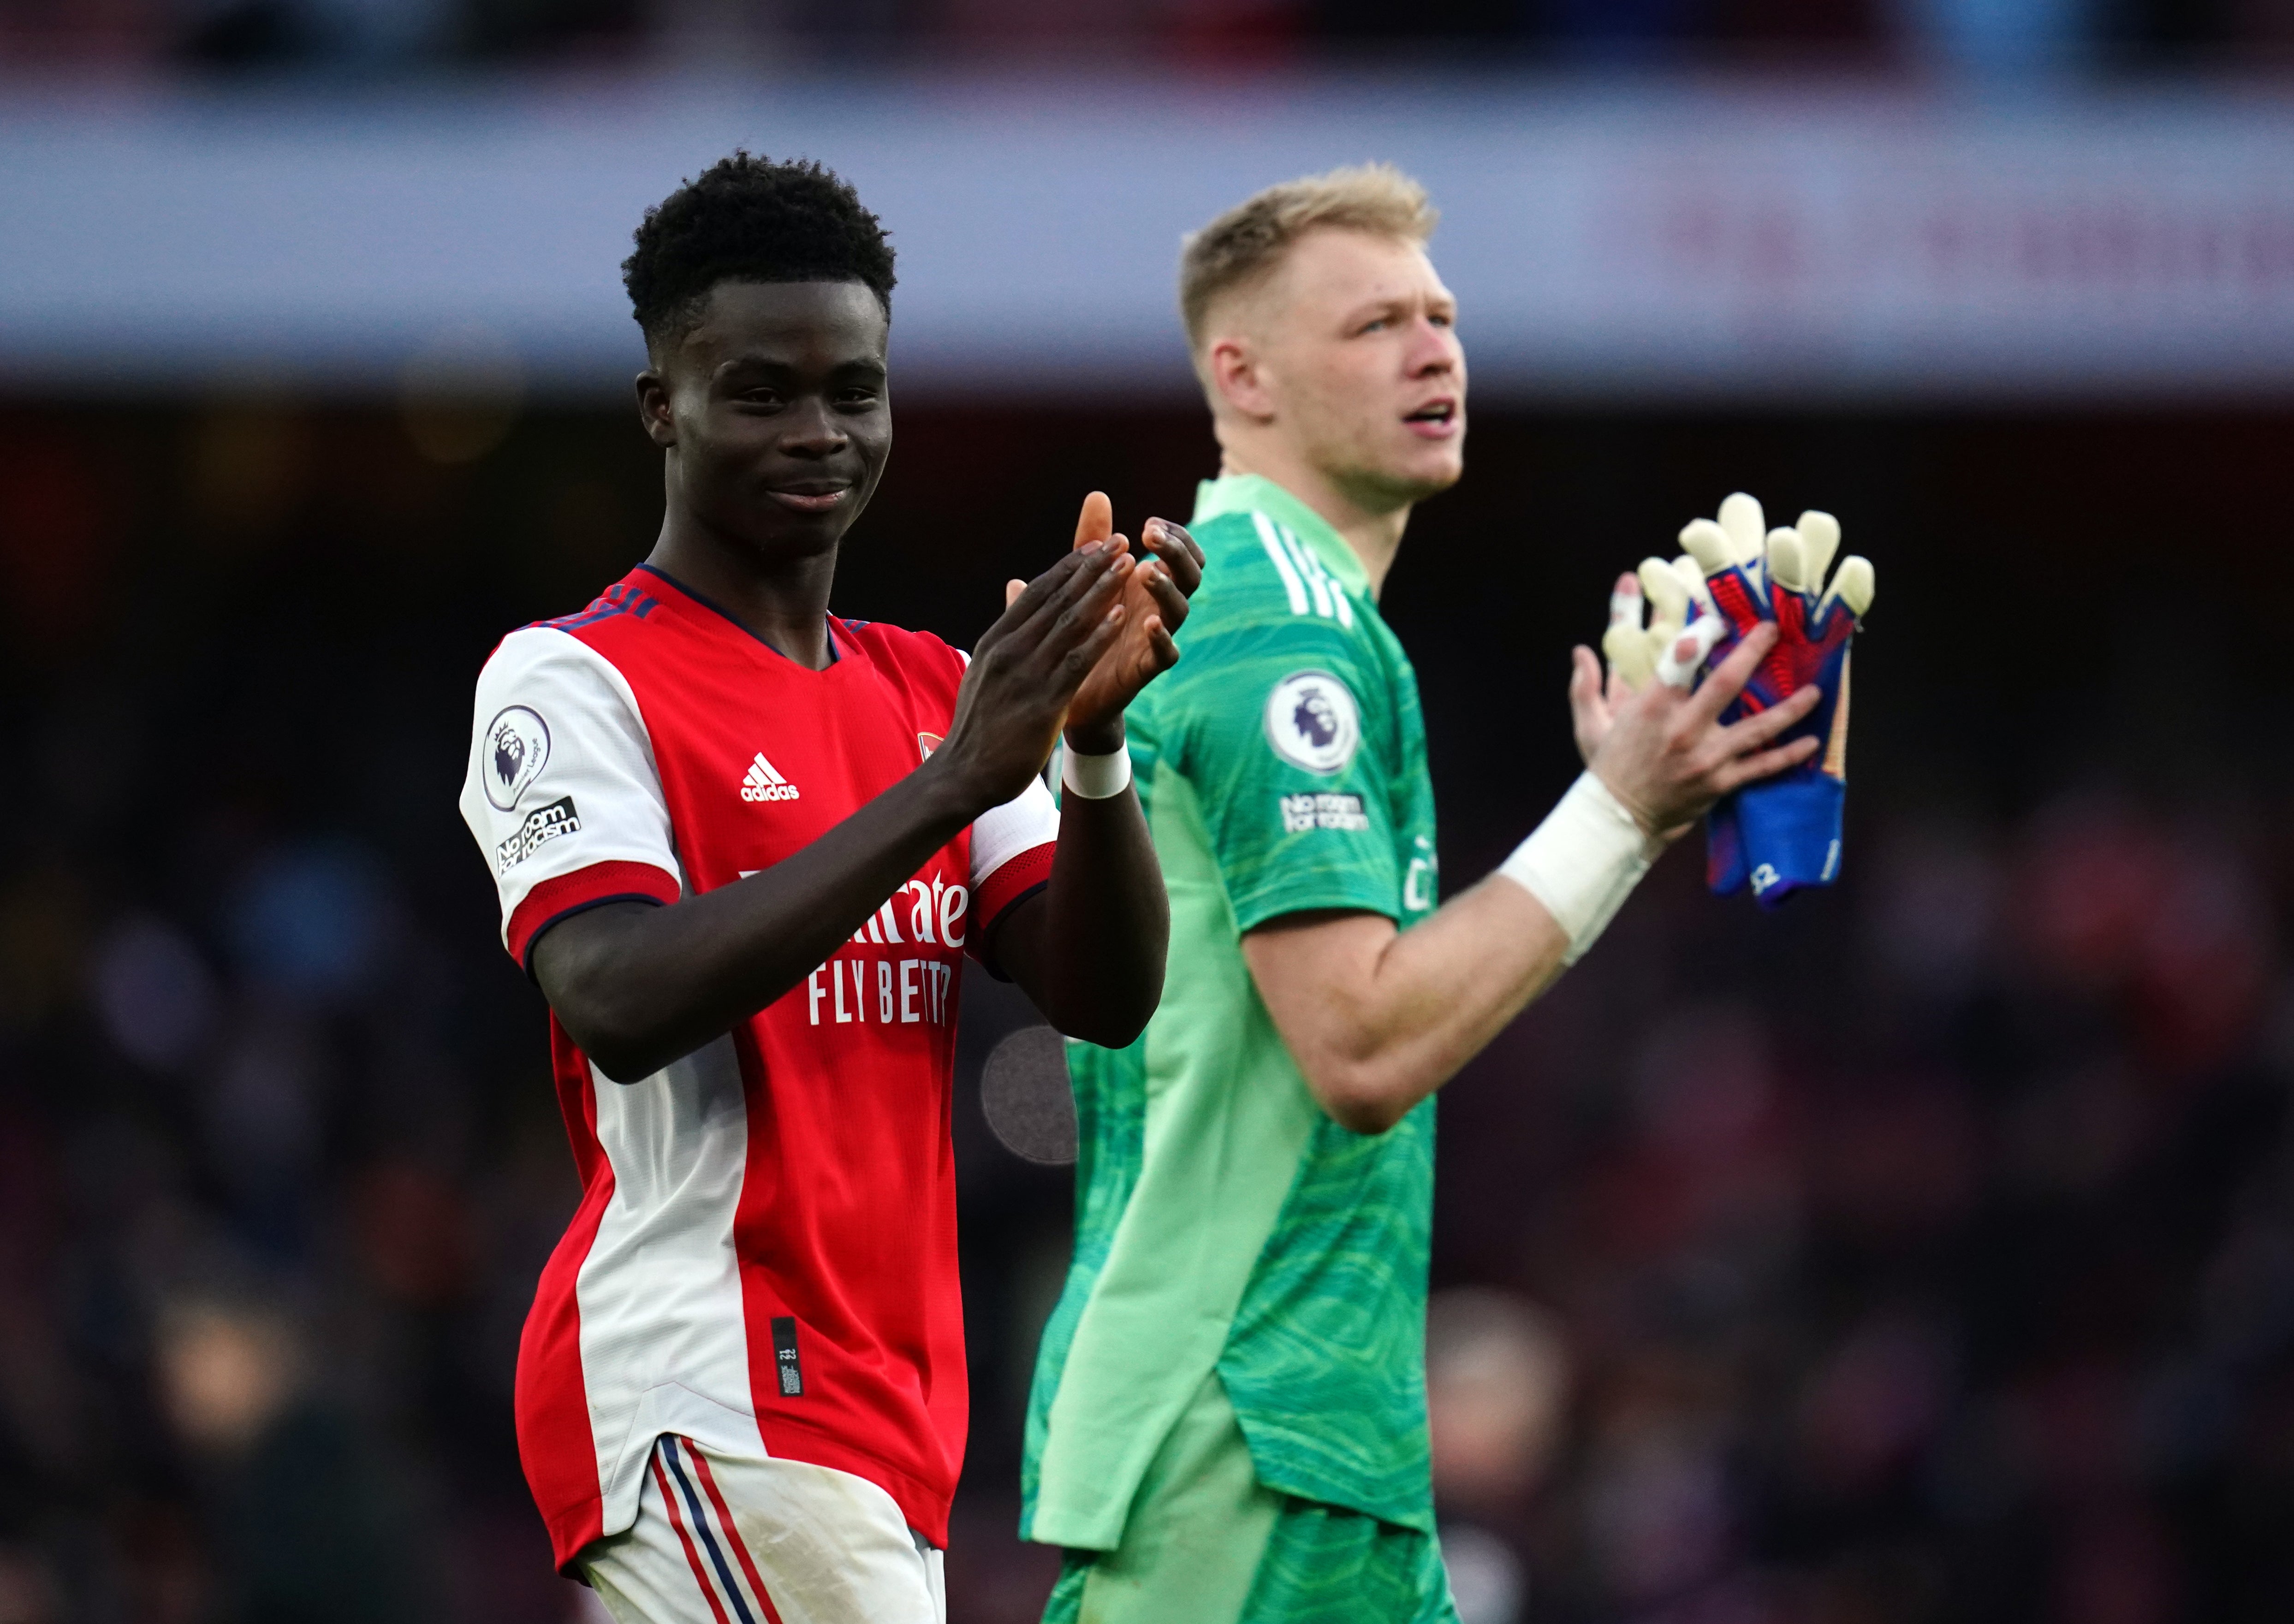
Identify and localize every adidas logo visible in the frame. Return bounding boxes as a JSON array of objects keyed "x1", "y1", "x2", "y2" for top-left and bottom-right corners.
[{"x1": 740, "y1": 753, "x2": 801, "y2": 803}]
